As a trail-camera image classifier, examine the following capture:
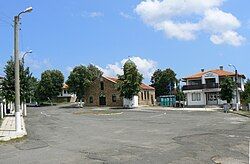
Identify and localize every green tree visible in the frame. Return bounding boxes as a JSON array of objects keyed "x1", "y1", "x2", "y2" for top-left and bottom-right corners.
[
  {"x1": 117, "y1": 59, "x2": 143, "y2": 99},
  {"x1": 28, "y1": 77, "x2": 39, "y2": 103},
  {"x1": 241, "y1": 79, "x2": 250, "y2": 104},
  {"x1": 220, "y1": 77, "x2": 235, "y2": 103},
  {"x1": 66, "y1": 64, "x2": 102, "y2": 107},
  {"x1": 0, "y1": 57, "x2": 33, "y2": 103},
  {"x1": 151, "y1": 68, "x2": 177, "y2": 97},
  {"x1": 36, "y1": 70, "x2": 64, "y2": 103}
]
